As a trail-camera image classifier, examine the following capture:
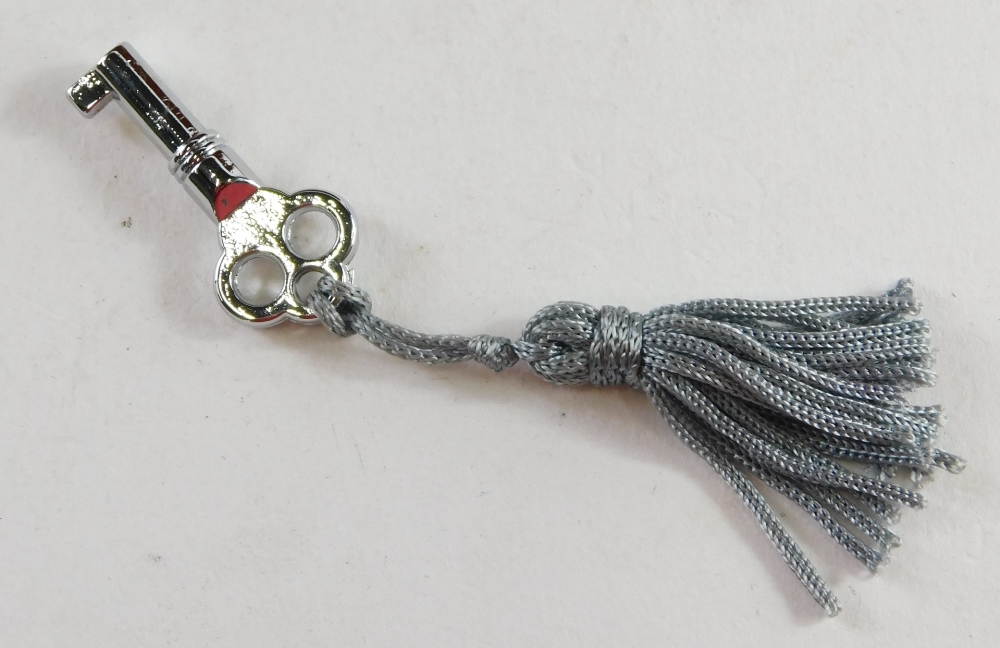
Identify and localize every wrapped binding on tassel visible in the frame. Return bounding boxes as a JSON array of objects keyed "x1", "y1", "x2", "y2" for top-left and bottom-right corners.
[{"x1": 308, "y1": 277, "x2": 963, "y2": 615}]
